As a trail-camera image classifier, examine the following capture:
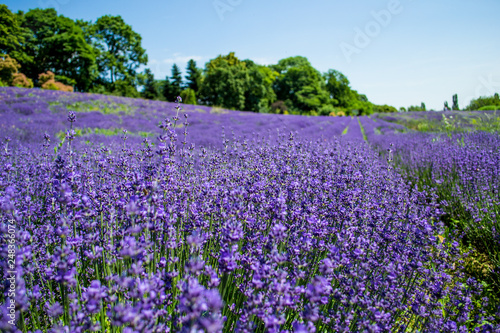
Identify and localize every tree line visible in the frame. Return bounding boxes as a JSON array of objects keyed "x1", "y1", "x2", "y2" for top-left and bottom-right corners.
[
  {"x1": 0, "y1": 5, "x2": 400, "y2": 116},
  {"x1": 2, "y1": 5, "x2": 495, "y2": 114}
]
